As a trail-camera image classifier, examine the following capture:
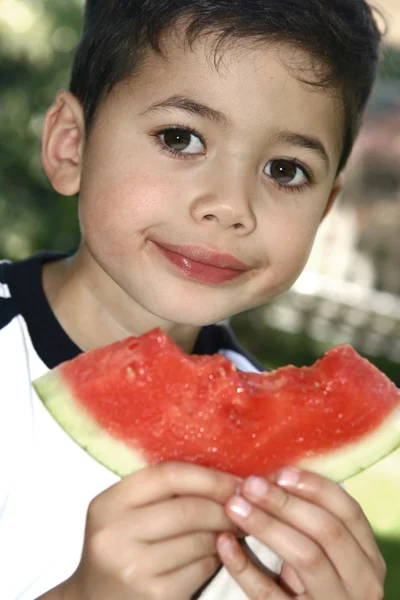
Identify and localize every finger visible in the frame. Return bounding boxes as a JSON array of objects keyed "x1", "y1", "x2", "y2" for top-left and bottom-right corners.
[
  {"x1": 134, "y1": 496, "x2": 240, "y2": 541},
  {"x1": 156, "y1": 554, "x2": 221, "y2": 599},
  {"x1": 217, "y1": 533, "x2": 291, "y2": 599},
  {"x1": 102, "y1": 462, "x2": 242, "y2": 510},
  {"x1": 273, "y1": 468, "x2": 385, "y2": 577},
  {"x1": 241, "y1": 474, "x2": 379, "y2": 592},
  {"x1": 150, "y1": 531, "x2": 219, "y2": 575},
  {"x1": 225, "y1": 495, "x2": 345, "y2": 599}
]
